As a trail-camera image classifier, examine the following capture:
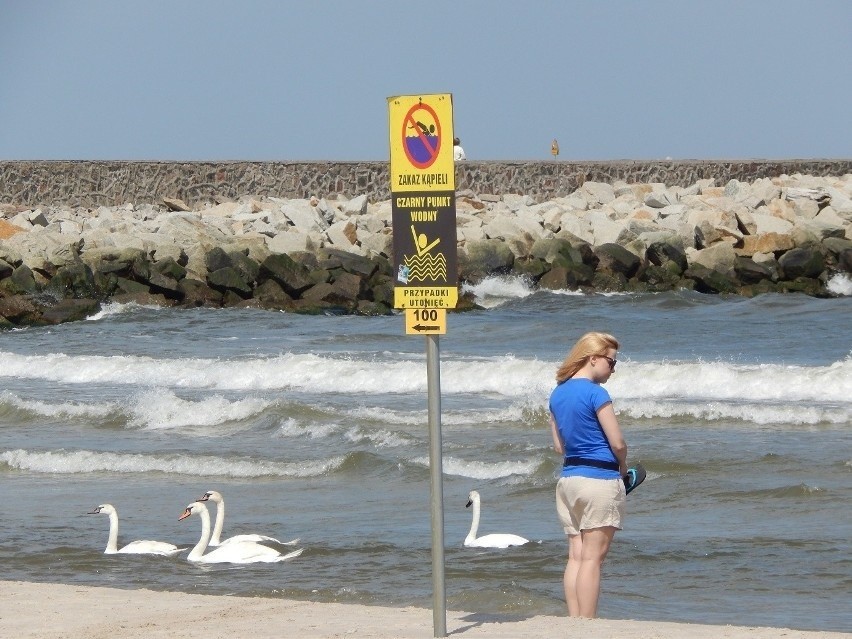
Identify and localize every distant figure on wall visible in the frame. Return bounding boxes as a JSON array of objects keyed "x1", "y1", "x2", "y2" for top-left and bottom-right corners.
[
  {"x1": 453, "y1": 137, "x2": 466, "y2": 161},
  {"x1": 551, "y1": 139, "x2": 560, "y2": 157}
]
